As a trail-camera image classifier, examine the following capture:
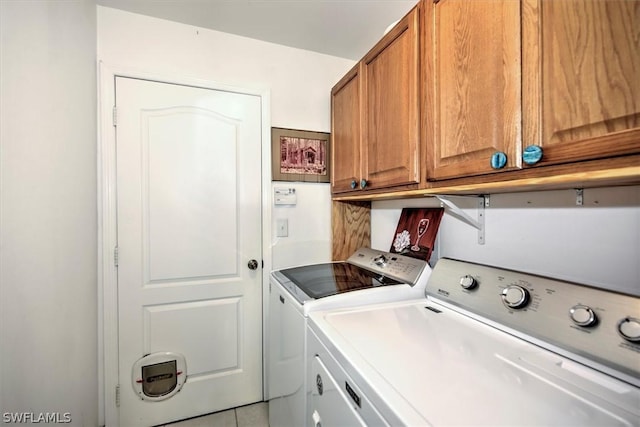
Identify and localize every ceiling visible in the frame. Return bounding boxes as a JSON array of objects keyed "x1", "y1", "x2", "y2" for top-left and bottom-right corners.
[{"x1": 95, "y1": 0, "x2": 418, "y2": 60}]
